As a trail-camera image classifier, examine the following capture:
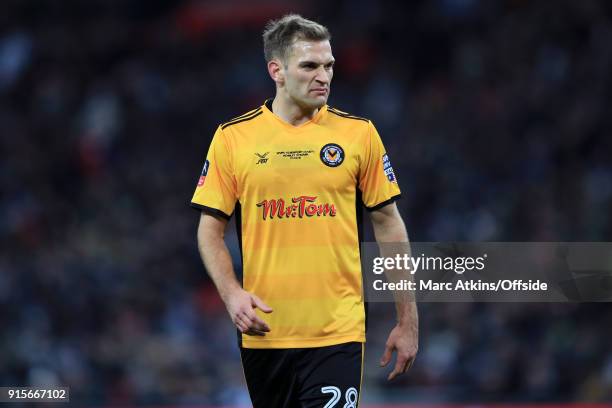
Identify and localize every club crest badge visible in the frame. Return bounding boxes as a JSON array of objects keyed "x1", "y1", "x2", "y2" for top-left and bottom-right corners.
[{"x1": 320, "y1": 143, "x2": 344, "y2": 167}]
